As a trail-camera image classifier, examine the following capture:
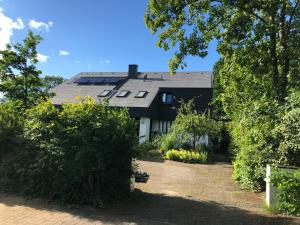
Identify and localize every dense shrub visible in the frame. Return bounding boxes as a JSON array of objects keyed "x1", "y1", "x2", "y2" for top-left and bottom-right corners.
[
  {"x1": 231, "y1": 90, "x2": 300, "y2": 191},
  {"x1": 159, "y1": 132, "x2": 179, "y2": 154},
  {"x1": 0, "y1": 101, "x2": 25, "y2": 157},
  {"x1": 273, "y1": 108, "x2": 300, "y2": 167},
  {"x1": 271, "y1": 169, "x2": 300, "y2": 216},
  {"x1": 228, "y1": 95, "x2": 284, "y2": 191},
  {"x1": 134, "y1": 141, "x2": 156, "y2": 157},
  {"x1": 0, "y1": 98, "x2": 137, "y2": 205},
  {"x1": 165, "y1": 149, "x2": 208, "y2": 163}
]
